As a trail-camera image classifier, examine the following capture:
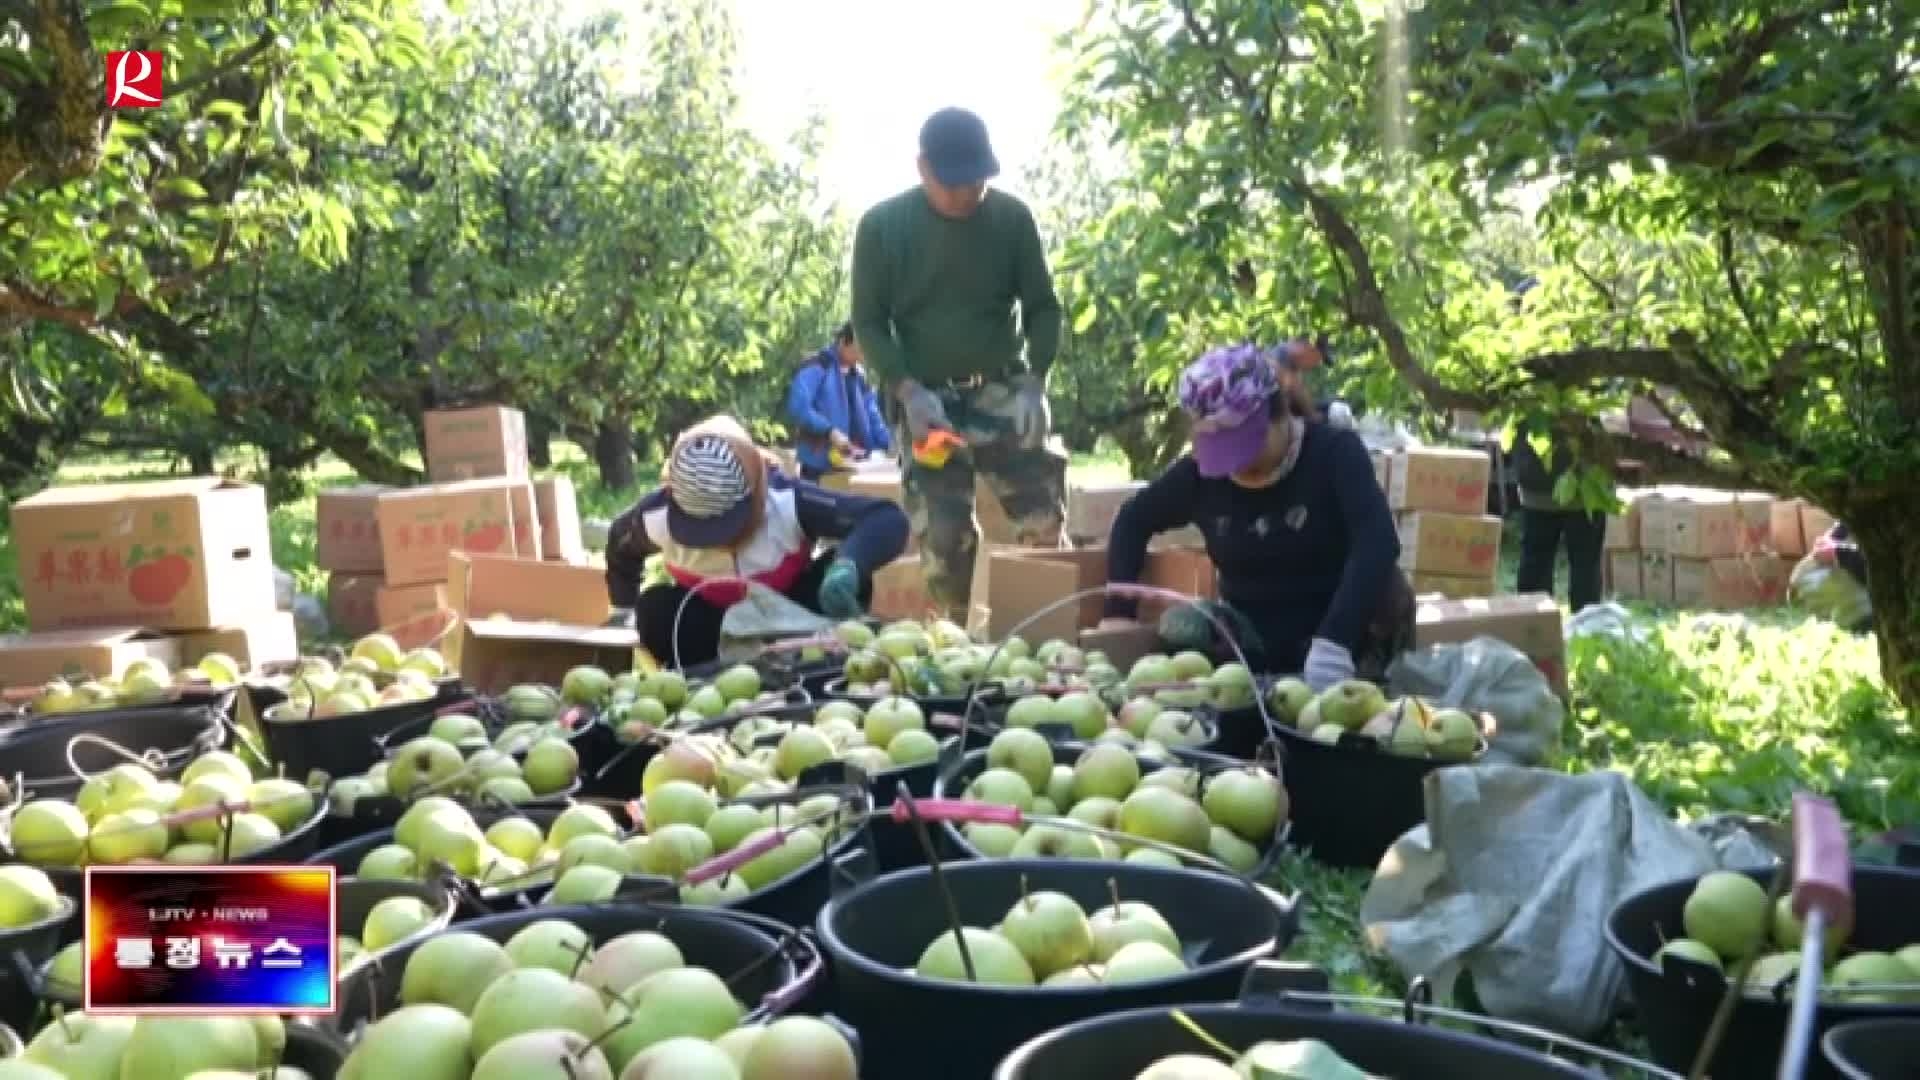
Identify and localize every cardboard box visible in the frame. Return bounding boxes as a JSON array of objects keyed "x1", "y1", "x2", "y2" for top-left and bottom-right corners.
[
  {"x1": 1637, "y1": 490, "x2": 1673, "y2": 553},
  {"x1": 1665, "y1": 491, "x2": 1743, "y2": 559},
  {"x1": 1389, "y1": 447, "x2": 1491, "y2": 516},
  {"x1": 375, "y1": 478, "x2": 533, "y2": 587},
  {"x1": 376, "y1": 582, "x2": 453, "y2": 650},
  {"x1": 1609, "y1": 551, "x2": 1644, "y2": 599},
  {"x1": 1771, "y1": 497, "x2": 1808, "y2": 556},
  {"x1": 175, "y1": 612, "x2": 299, "y2": 672},
  {"x1": 506, "y1": 483, "x2": 542, "y2": 562},
  {"x1": 1671, "y1": 554, "x2": 1793, "y2": 609},
  {"x1": 423, "y1": 405, "x2": 530, "y2": 482},
  {"x1": 1410, "y1": 571, "x2": 1497, "y2": 600},
  {"x1": 1604, "y1": 489, "x2": 1643, "y2": 550},
  {"x1": 1075, "y1": 622, "x2": 1161, "y2": 672},
  {"x1": 986, "y1": 546, "x2": 1216, "y2": 644},
  {"x1": 533, "y1": 476, "x2": 586, "y2": 563},
  {"x1": 315, "y1": 485, "x2": 389, "y2": 573},
  {"x1": 1639, "y1": 549, "x2": 1675, "y2": 605},
  {"x1": 452, "y1": 619, "x2": 636, "y2": 695},
  {"x1": 870, "y1": 557, "x2": 936, "y2": 621},
  {"x1": 1396, "y1": 512, "x2": 1503, "y2": 578},
  {"x1": 446, "y1": 552, "x2": 609, "y2": 627},
  {"x1": 1733, "y1": 492, "x2": 1774, "y2": 553},
  {"x1": 10, "y1": 477, "x2": 276, "y2": 632},
  {"x1": 0, "y1": 628, "x2": 182, "y2": 690},
  {"x1": 326, "y1": 574, "x2": 381, "y2": 639},
  {"x1": 1414, "y1": 592, "x2": 1566, "y2": 693},
  {"x1": 1800, "y1": 502, "x2": 1836, "y2": 546},
  {"x1": 1067, "y1": 482, "x2": 1145, "y2": 542}
]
